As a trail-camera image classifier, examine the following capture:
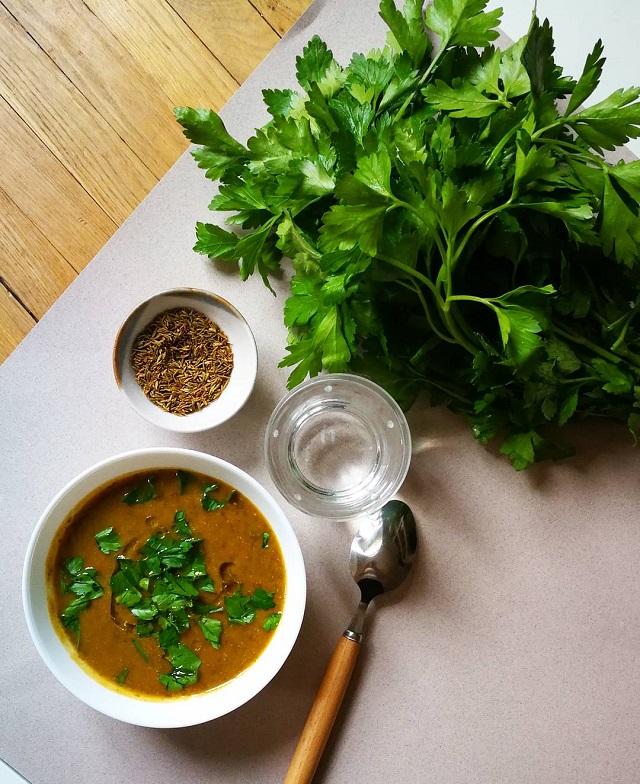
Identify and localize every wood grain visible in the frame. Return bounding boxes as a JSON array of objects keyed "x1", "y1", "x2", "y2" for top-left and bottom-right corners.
[
  {"x1": 0, "y1": 0, "x2": 308, "y2": 364},
  {"x1": 83, "y1": 0, "x2": 239, "y2": 109},
  {"x1": 4, "y1": 0, "x2": 189, "y2": 179},
  {"x1": 250, "y1": 0, "x2": 312, "y2": 36},
  {"x1": 0, "y1": 5, "x2": 156, "y2": 223},
  {"x1": 0, "y1": 286, "x2": 36, "y2": 365},
  {"x1": 167, "y1": 0, "x2": 279, "y2": 83},
  {"x1": 0, "y1": 187, "x2": 77, "y2": 319},
  {"x1": 284, "y1": 635, "x2": 360, "y2": 784},
  {"x1": 0, "y1": 97, "x2": 117, "y2": 273}
]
